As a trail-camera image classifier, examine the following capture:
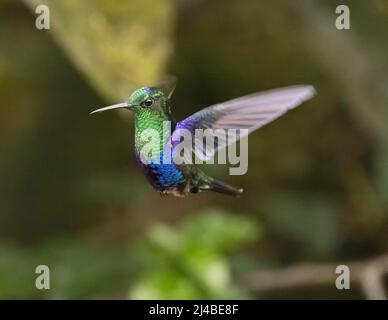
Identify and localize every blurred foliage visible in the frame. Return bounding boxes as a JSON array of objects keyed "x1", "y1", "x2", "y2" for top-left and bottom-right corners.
[
  {"x1": 0, "y1": 239, "x2": 134, "y2": 299},
  {"x1": 261, "y1": 194, "x2": 340, "y2": 258},
  {"x1": 1, "y1": 0, "x2": 388, "y2": 299},
  {"x1": 0, "y1": 208, "x2": 259, "y2": 299},
  {"x1": 24, "y1": 0, "x2": 175, "y2": 100},
  {"x1": 129, "y1": 209, "x2": 260, "y2": 299}
]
